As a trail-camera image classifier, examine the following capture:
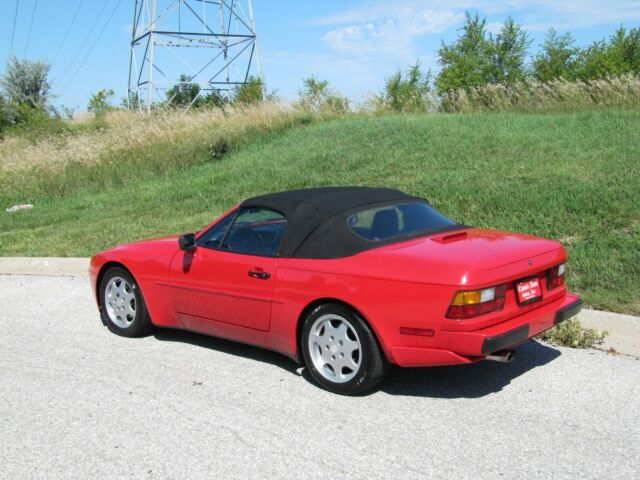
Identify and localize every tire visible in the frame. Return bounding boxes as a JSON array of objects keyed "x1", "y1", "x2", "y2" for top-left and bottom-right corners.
[
  {"x1": 99, "y1": 266, "x2": 153, "y2": 337},
  {"x1": 300, "y1": 303, "x2": 389, "y2": 395}
]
